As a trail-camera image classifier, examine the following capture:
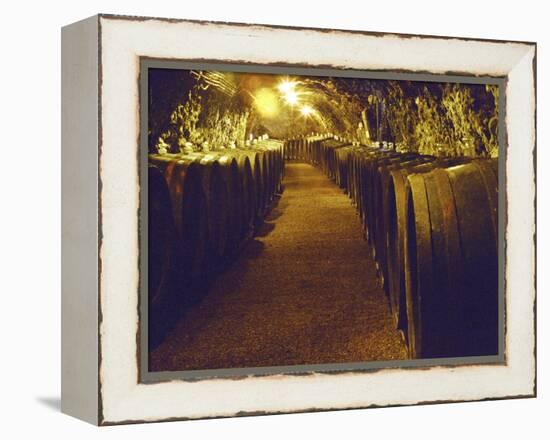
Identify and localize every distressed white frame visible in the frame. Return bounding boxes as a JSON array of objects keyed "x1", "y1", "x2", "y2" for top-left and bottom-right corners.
[{"x1": 64, "y1": 14, "x2": 537, "y2": 425}]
